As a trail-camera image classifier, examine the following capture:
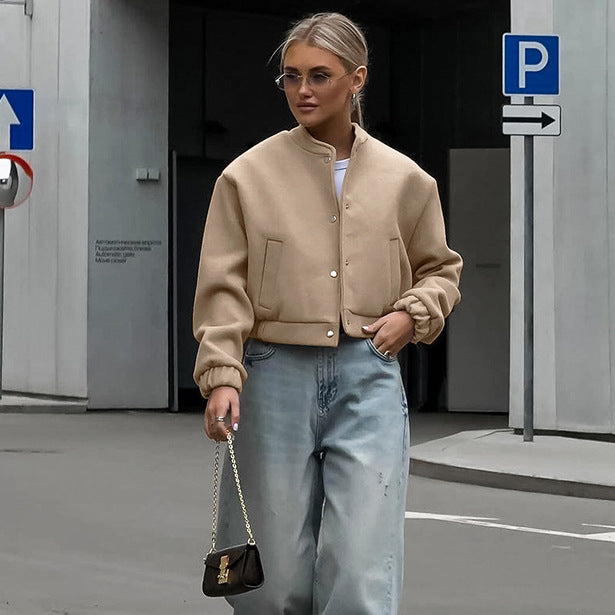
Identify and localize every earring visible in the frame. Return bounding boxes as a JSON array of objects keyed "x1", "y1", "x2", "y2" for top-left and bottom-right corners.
[{"x1": 351, "y1": 93, "x2": 357, "y2": 108}]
